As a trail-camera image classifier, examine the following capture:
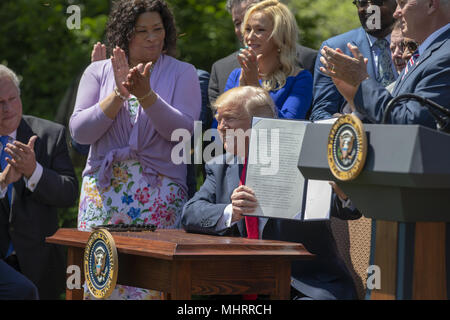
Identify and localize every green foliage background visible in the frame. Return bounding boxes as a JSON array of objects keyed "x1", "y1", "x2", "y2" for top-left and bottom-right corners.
[{"x1": 0, "y1": 0, "x2": 359, "y2": 228}]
